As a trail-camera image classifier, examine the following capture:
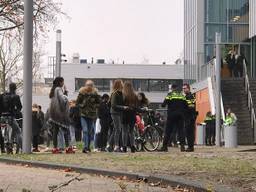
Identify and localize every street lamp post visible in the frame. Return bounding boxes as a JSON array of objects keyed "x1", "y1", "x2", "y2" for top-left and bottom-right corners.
[
  {"x1": 215, "y1": 32, "x2": 222, "y2": 147},
  {"x1": 56, "y1": 30, "x2": 62, "y2": 77},
  {"x1": 22, "y1": 0, "x2": 33, "y2": 154}
]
